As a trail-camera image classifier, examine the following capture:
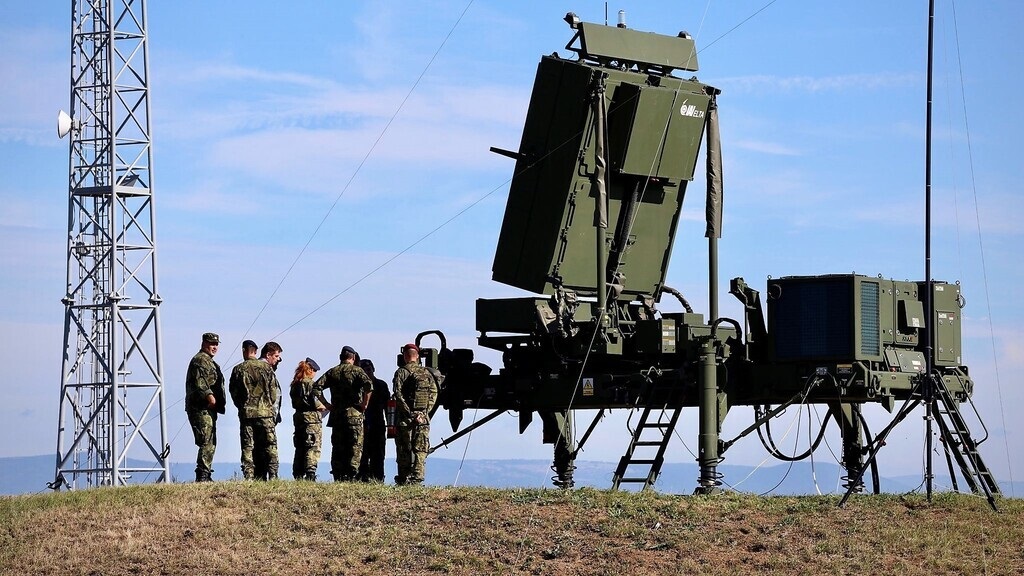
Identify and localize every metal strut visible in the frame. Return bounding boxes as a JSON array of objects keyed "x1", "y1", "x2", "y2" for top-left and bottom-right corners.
[
  {"x1": 429, "y1": 409, "x2": 507, "y2": 454},
  {"x1": 839, "y1": 375, "x2": 999, "y2": 511}
]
